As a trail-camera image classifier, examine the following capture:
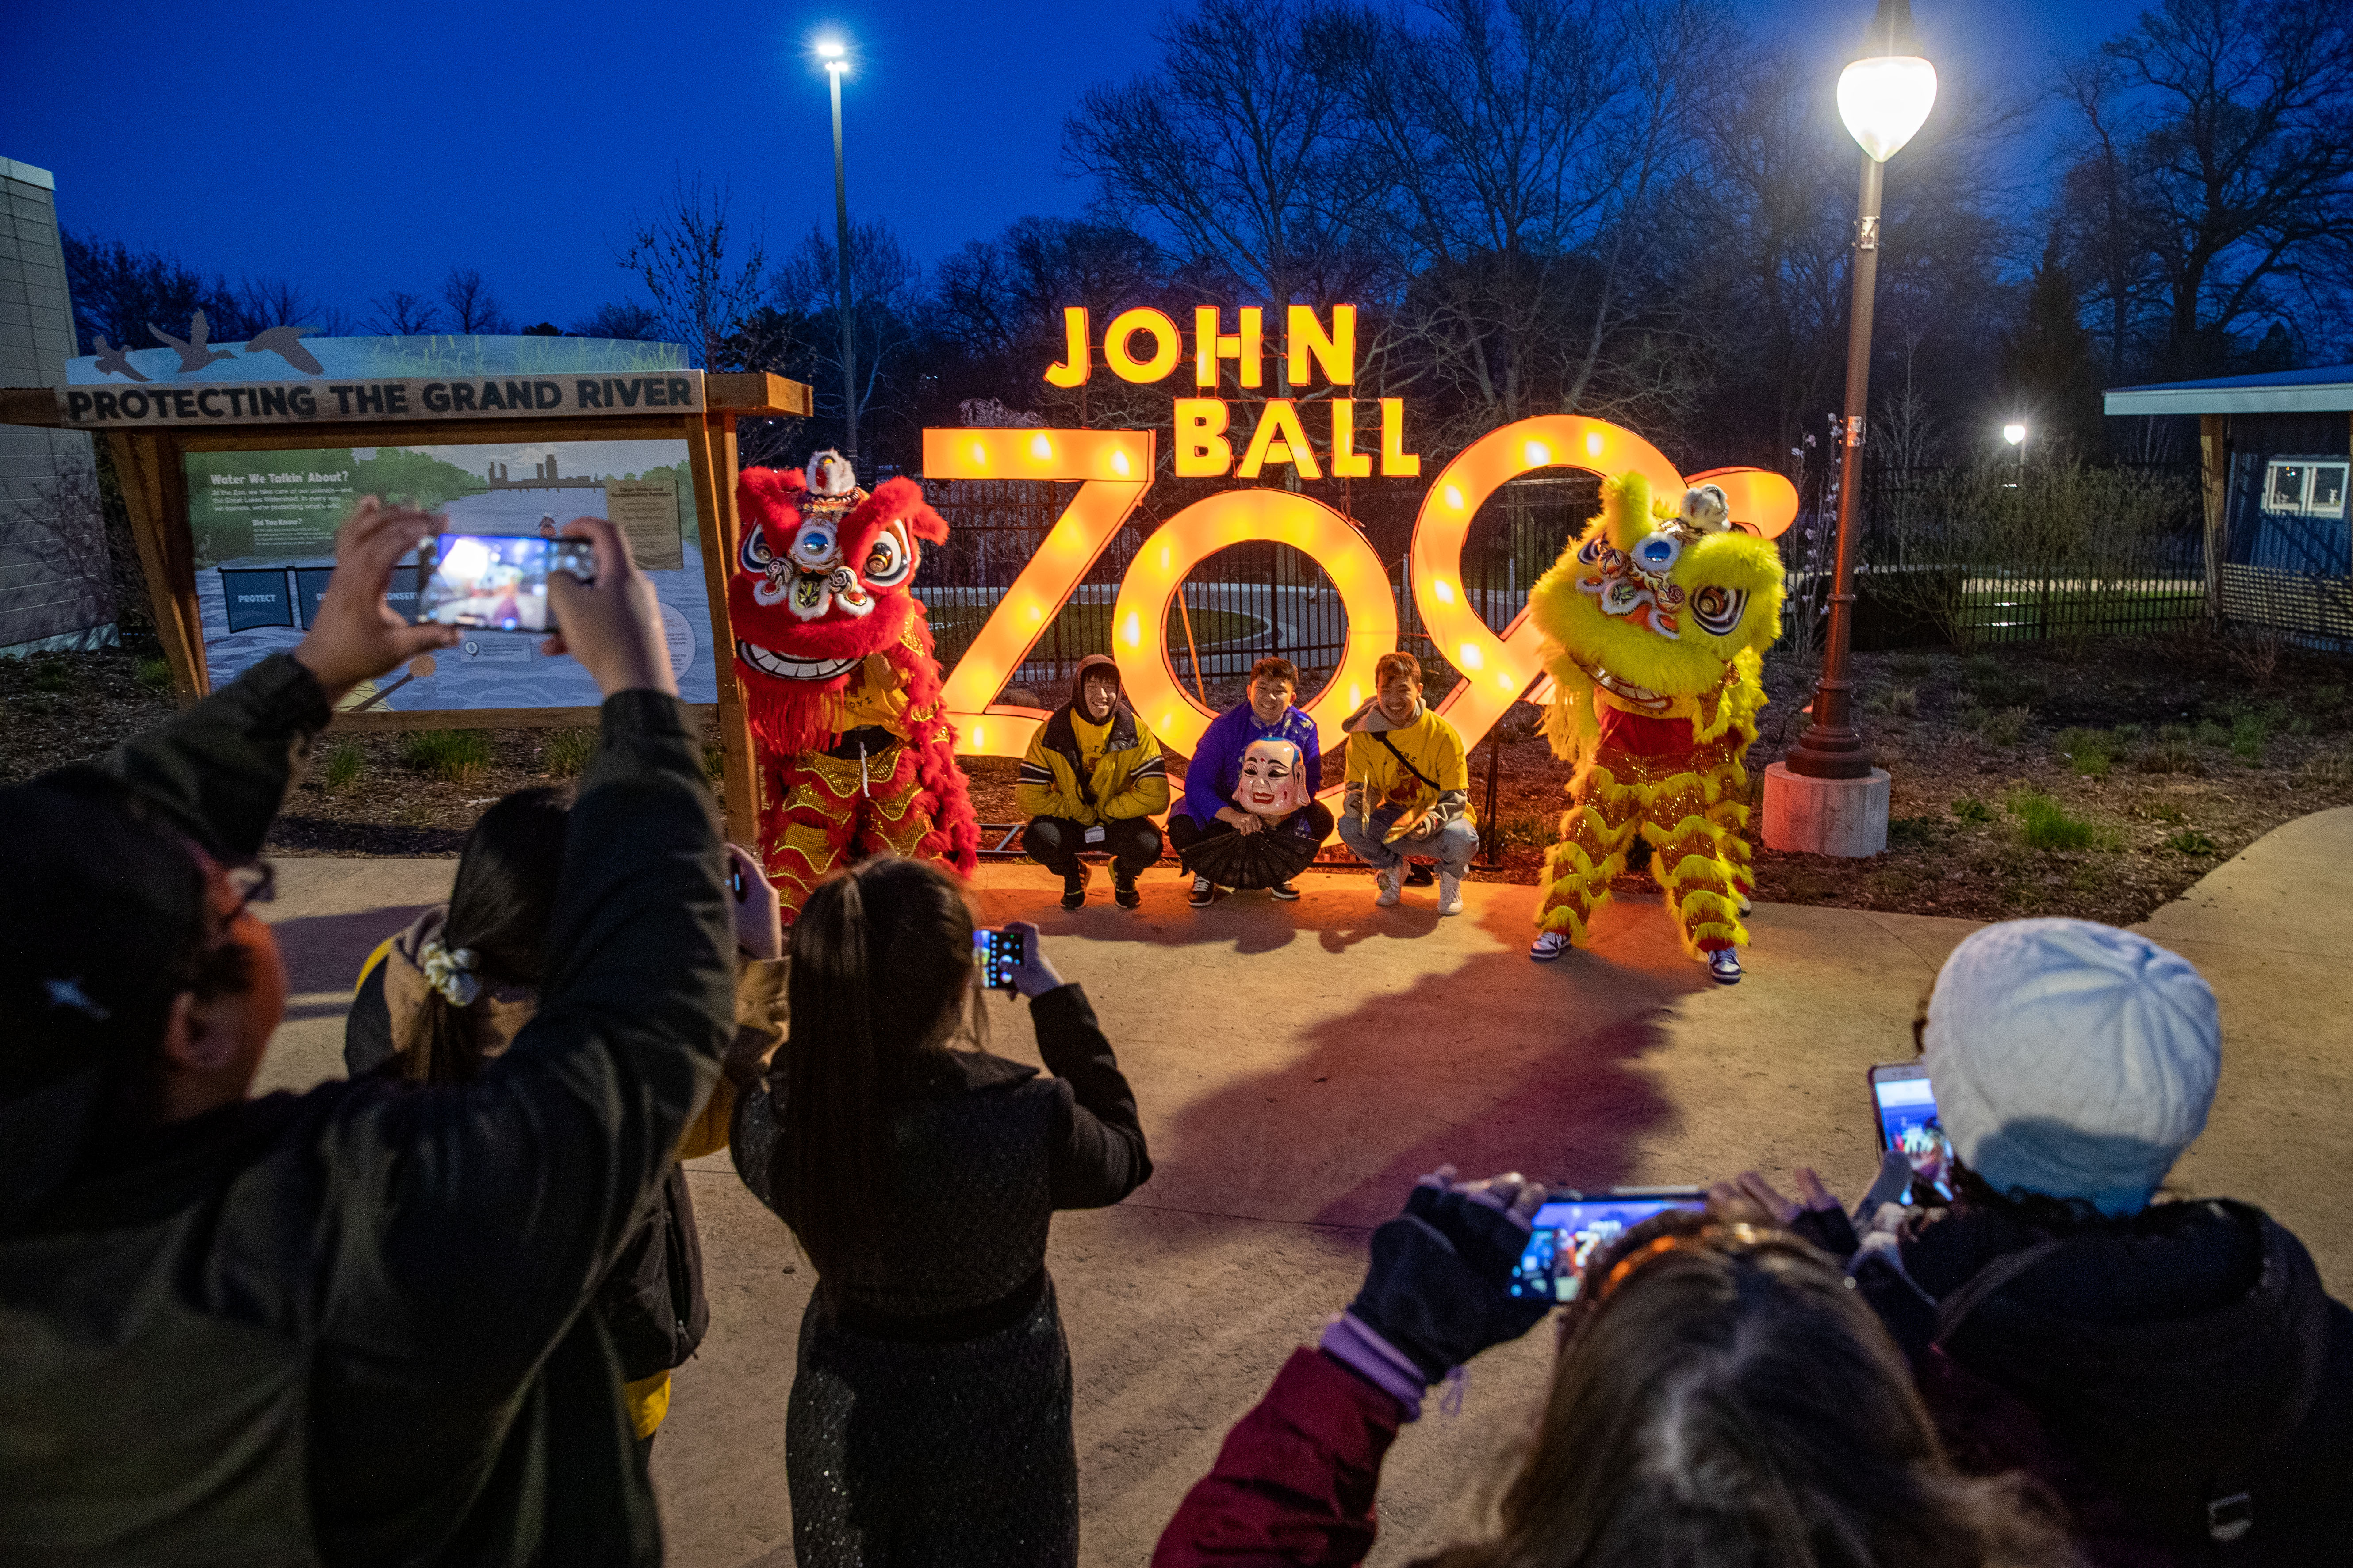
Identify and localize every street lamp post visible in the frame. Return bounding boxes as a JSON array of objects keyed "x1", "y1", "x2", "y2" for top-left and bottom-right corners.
[
  {"x1": 1763, "y1": 0, "x2": 1937, "y2": 855},
  {"x1": 2003, "y1": 420, "x2": 2027, "y2": 479},
  {"x1": 820, "y1": 39, "x2": 857, "y2": 464}
]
